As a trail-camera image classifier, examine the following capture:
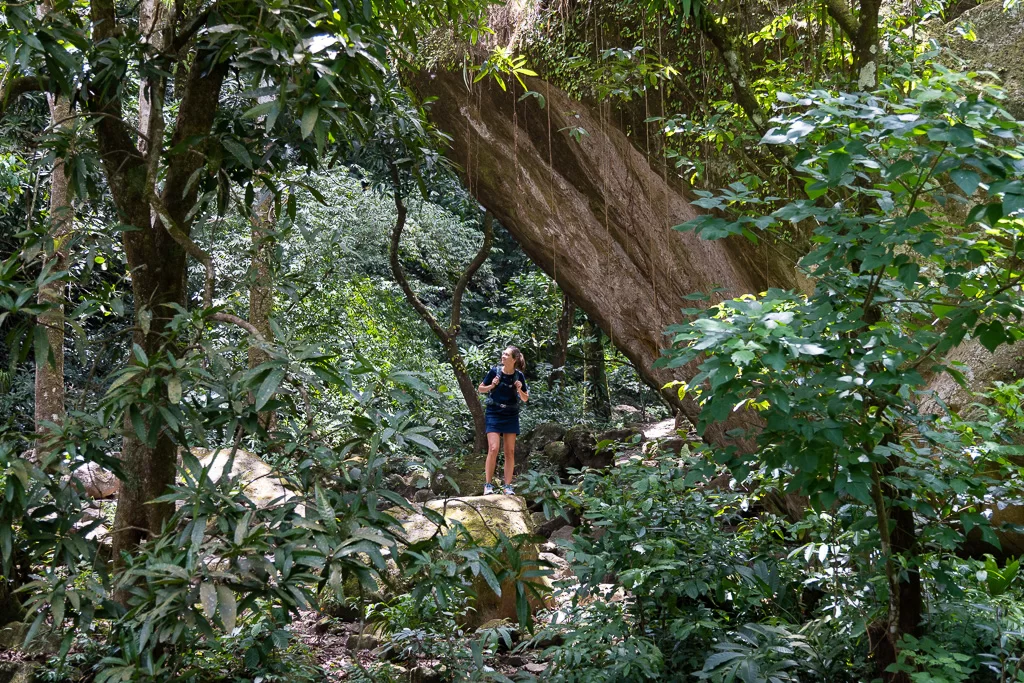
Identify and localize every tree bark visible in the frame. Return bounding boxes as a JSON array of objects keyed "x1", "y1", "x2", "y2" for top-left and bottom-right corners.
[
  {"x1": 583, "y1": 317, "x2": 610, "y2": 422},
  {"x1": 94, "y1": 12, "x2": 228, "y2": 560},
  {"x1": 825, "y1": 0, "x2": 882, "y2": 89},
  {"x1": 34, "y1": 89, "x2": 71, "y2": 445},
  {"x1": 411, "y1": 71, "x2": 801, "y2": 448},
  {"x1": 548, "y1": 291, "x2": 575, "y2": 388}
]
